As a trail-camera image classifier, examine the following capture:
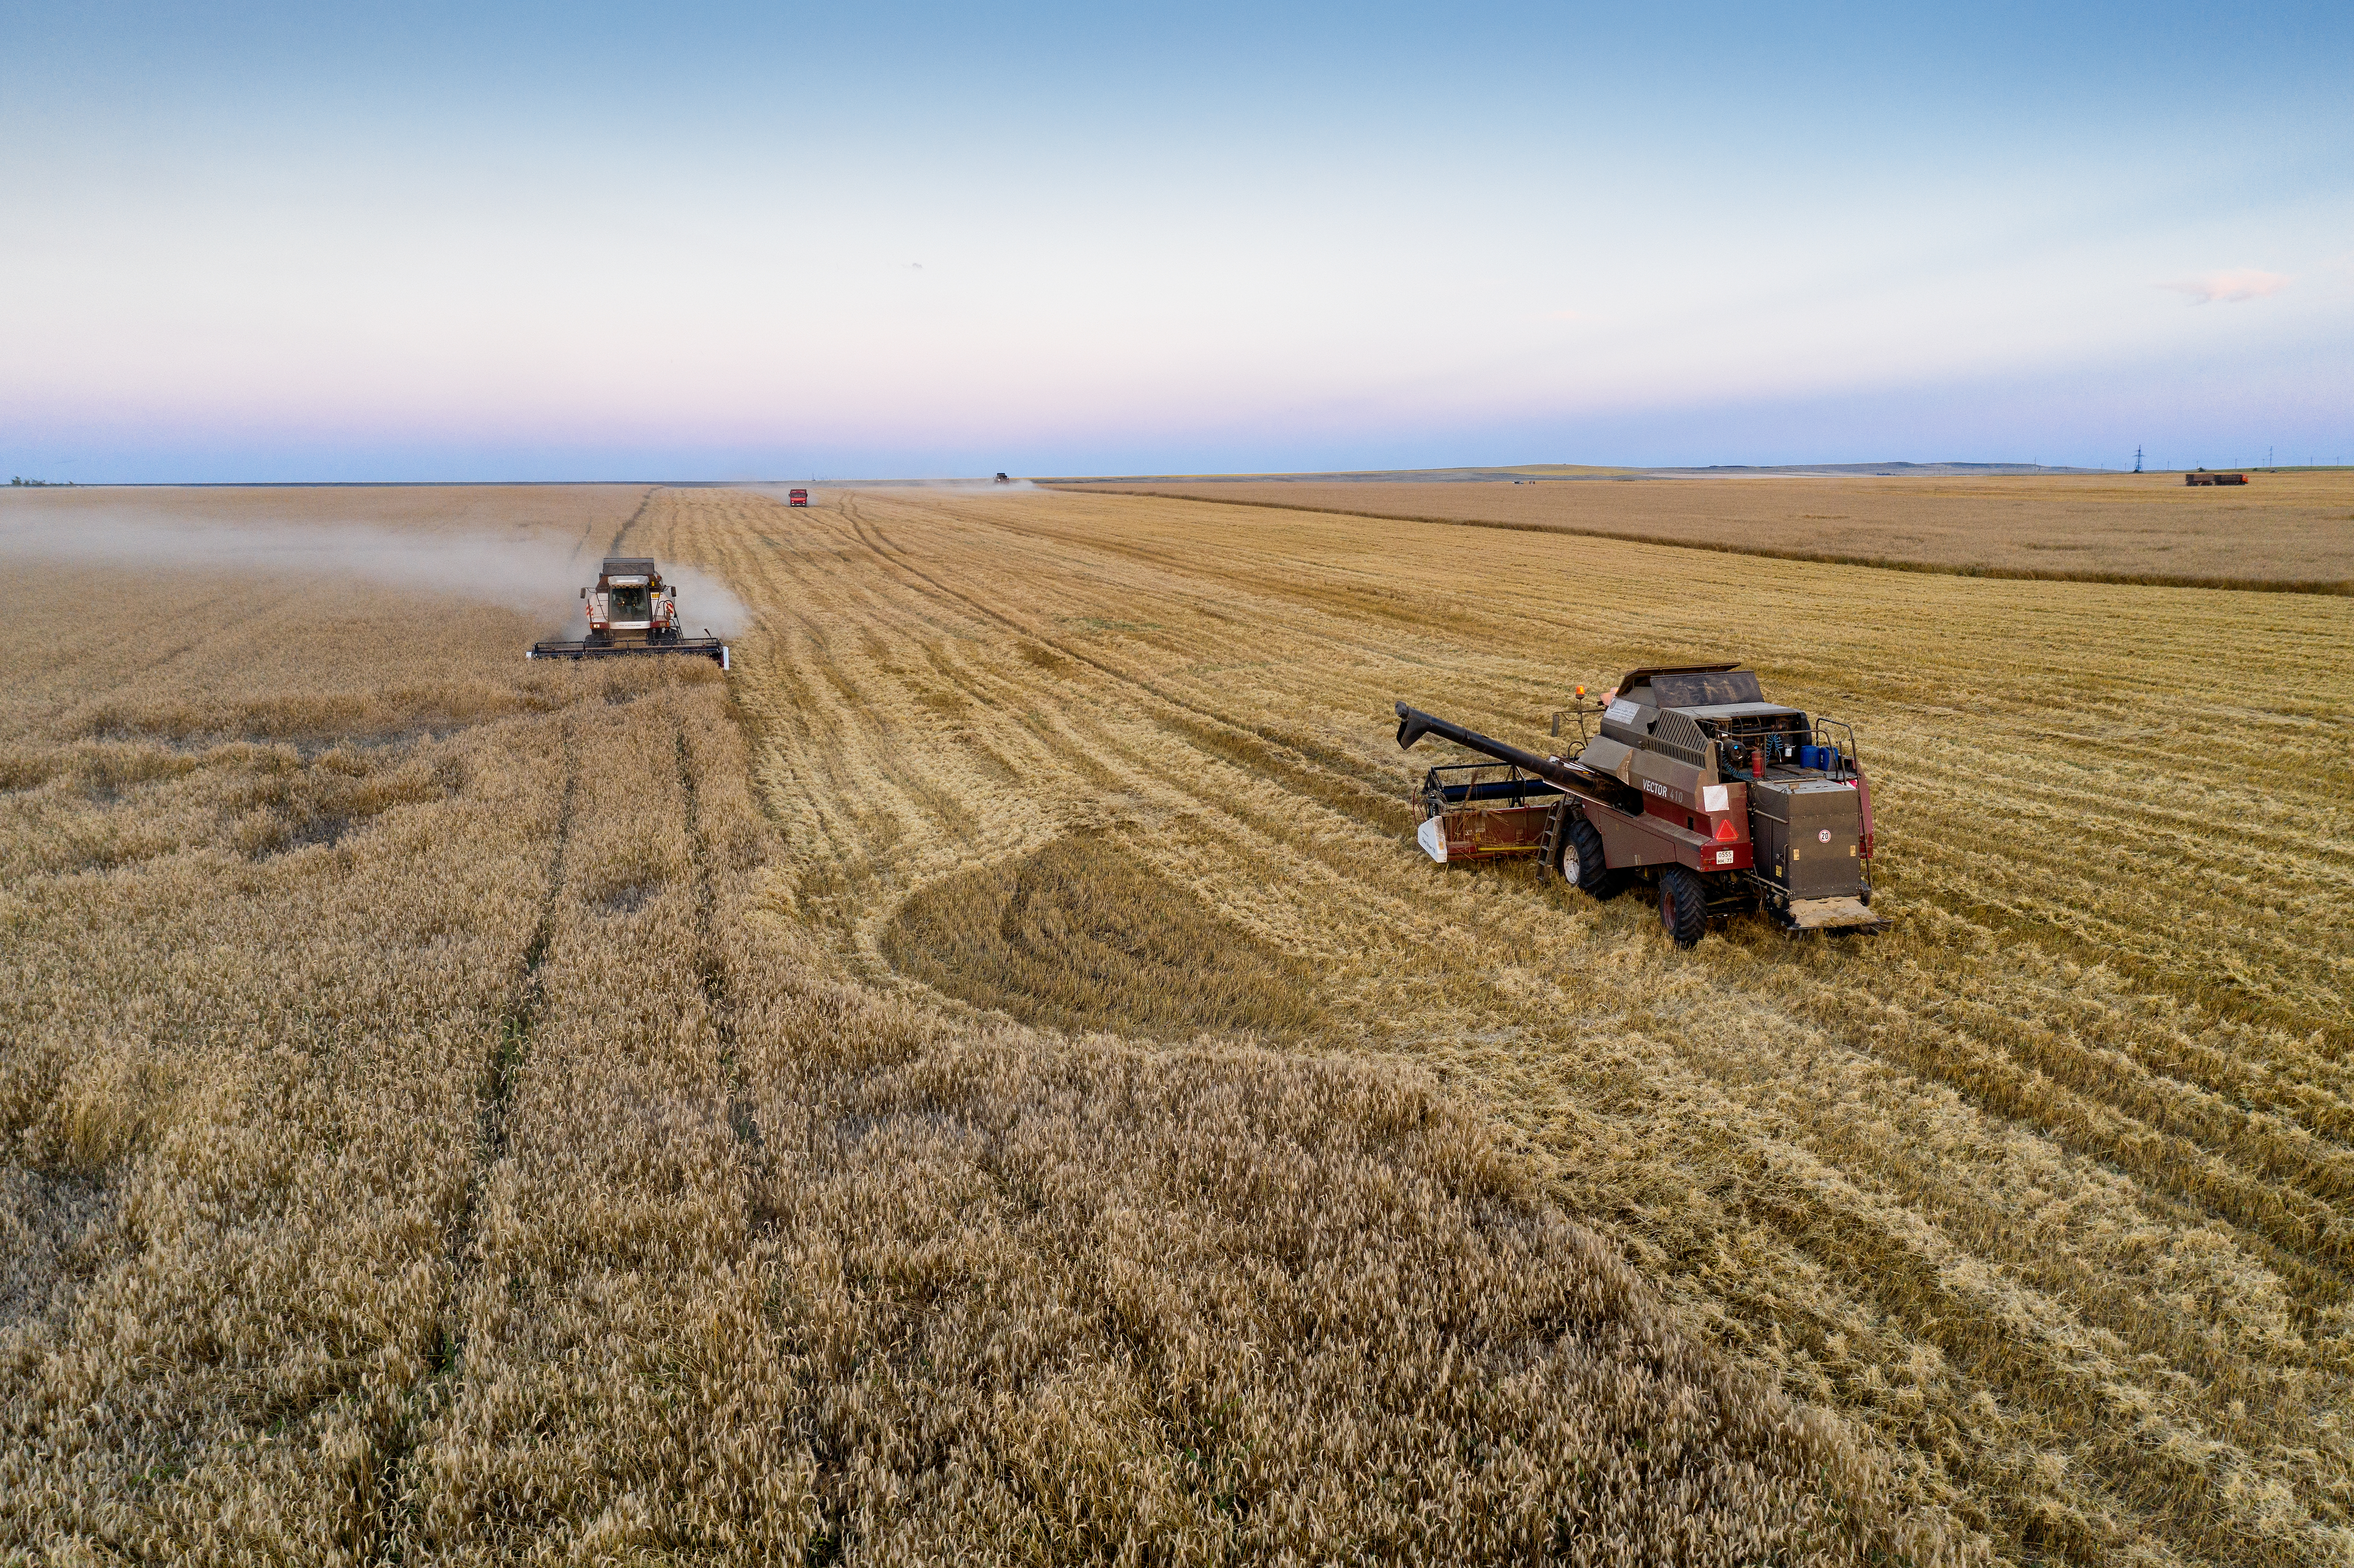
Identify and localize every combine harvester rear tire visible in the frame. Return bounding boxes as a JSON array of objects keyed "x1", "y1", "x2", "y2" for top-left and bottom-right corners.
[{"x1": 1657, "y1": 867, "x2": 1709, "y2": 949}]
